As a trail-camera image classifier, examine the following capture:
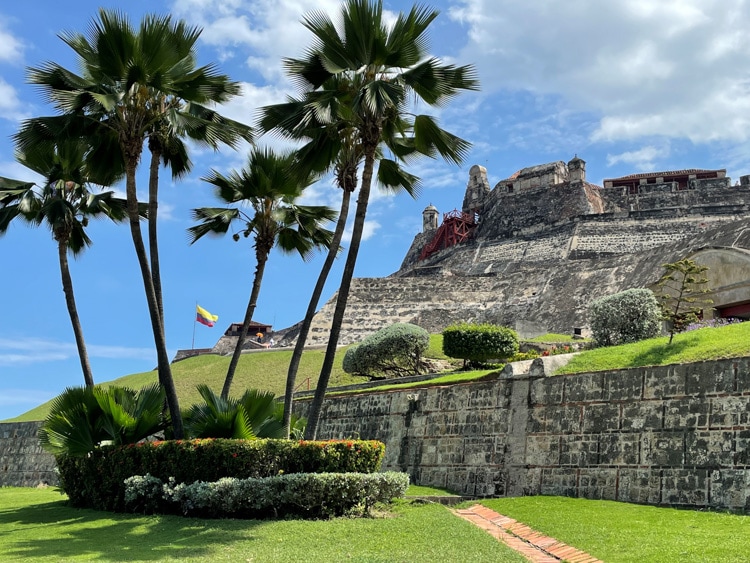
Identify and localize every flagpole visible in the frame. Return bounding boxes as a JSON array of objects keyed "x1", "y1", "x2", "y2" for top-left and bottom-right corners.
[{"x1": 192, "y1": 301, "x2": 197, "y2": 350}]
